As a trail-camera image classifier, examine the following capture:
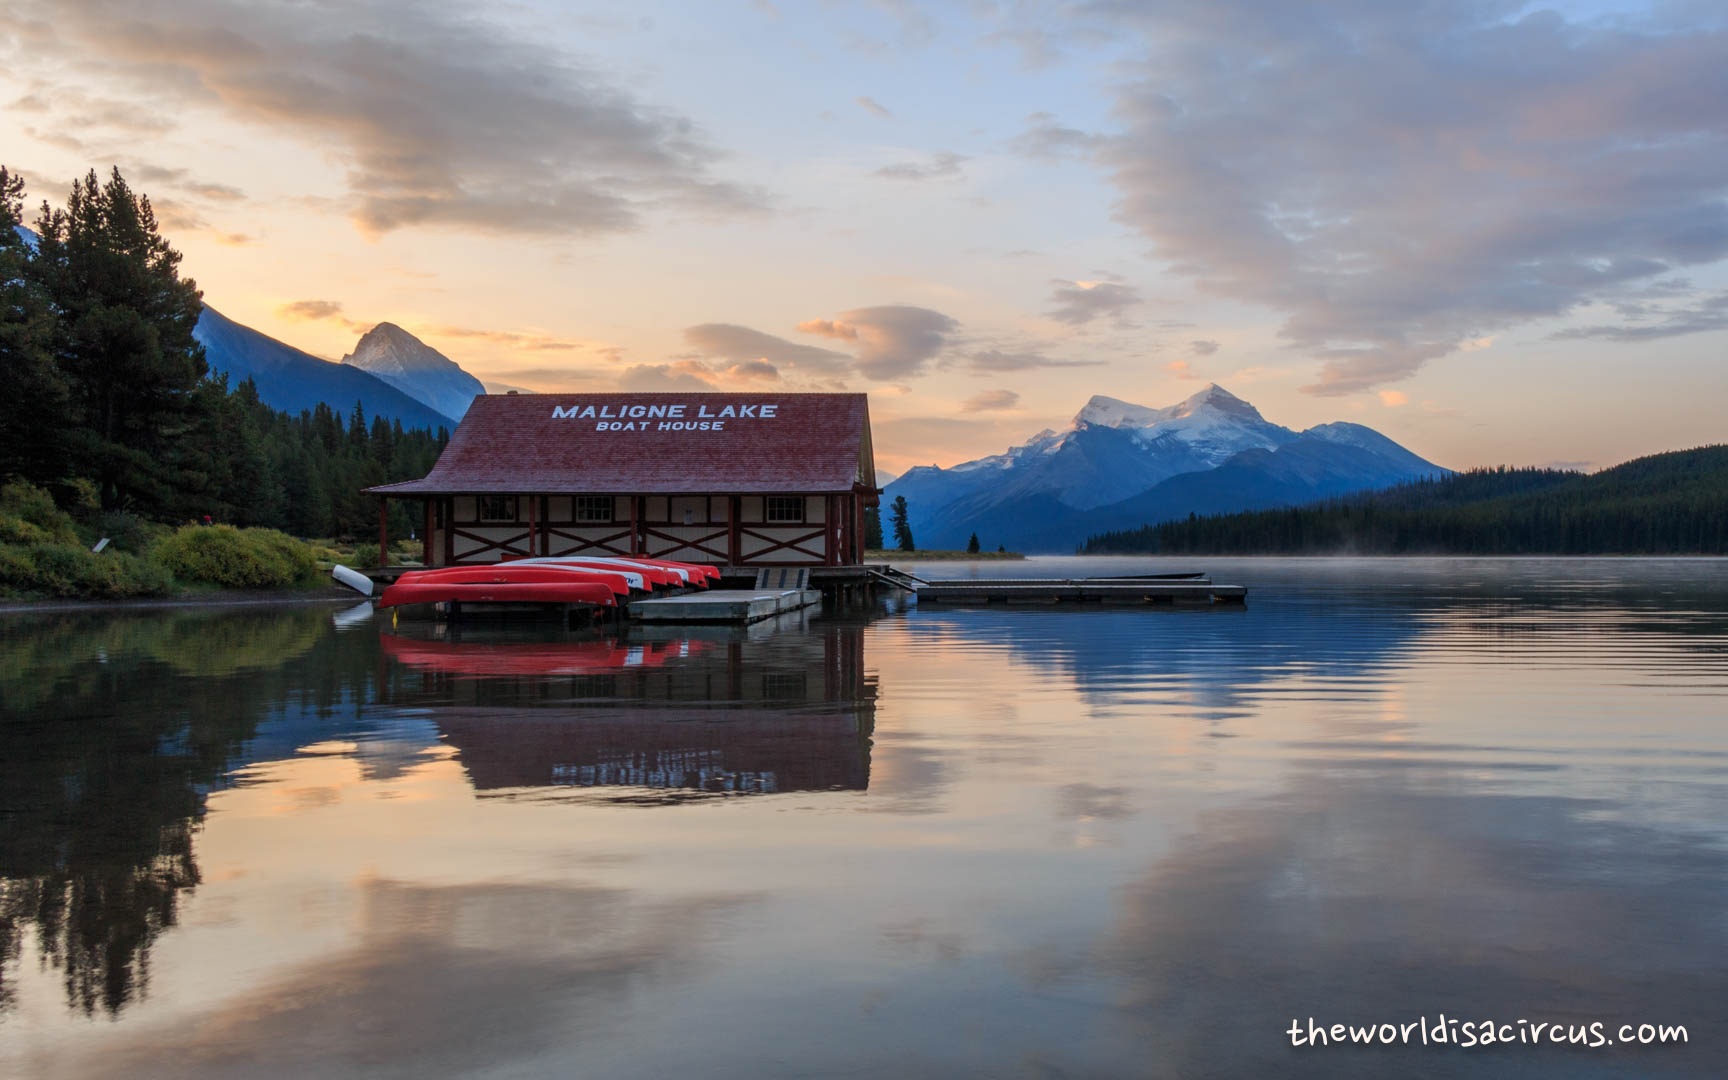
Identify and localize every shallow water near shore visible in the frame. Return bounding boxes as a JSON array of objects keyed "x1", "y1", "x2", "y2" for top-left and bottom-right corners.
[{"x1": 3, "y1": 557, "x2": 1726, "y2": 1078}]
